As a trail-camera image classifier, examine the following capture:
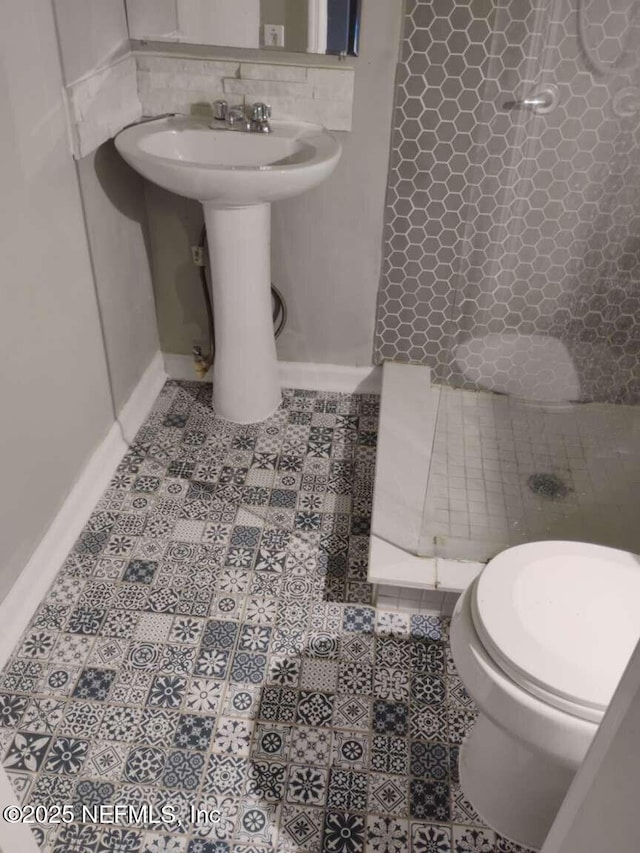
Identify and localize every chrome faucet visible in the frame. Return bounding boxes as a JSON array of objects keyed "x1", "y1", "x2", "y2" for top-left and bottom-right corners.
[
  {"x1": 249, "y1": 102, "x2": 272, "y2": 133},
  {"x1": 211, "y1": 100, "x2": 272, "y2": 133}
]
